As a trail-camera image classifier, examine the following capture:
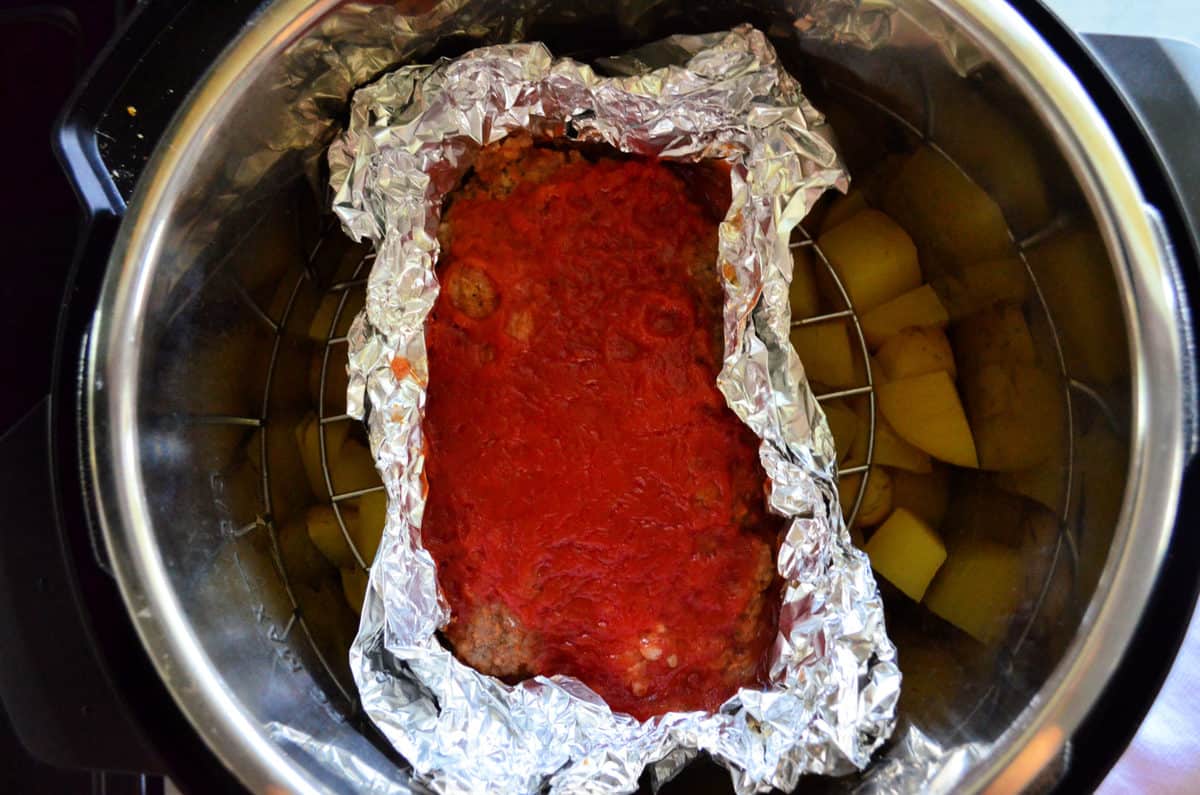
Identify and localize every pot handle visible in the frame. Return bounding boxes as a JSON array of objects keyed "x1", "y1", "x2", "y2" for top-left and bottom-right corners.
[
  {"x1": 0, "y1": 0, "x2": 257, "y2": 783},
  {"x1": 1144, "y1": 203, "x2": 1200, "y2": 460},
  {"x1": 0, "y1": 399, "x2": 166, "y2": 774}
]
